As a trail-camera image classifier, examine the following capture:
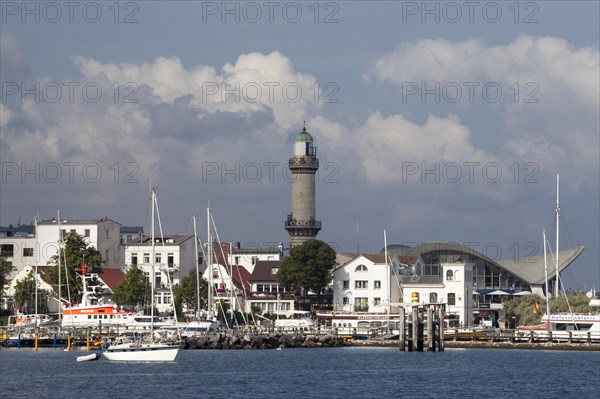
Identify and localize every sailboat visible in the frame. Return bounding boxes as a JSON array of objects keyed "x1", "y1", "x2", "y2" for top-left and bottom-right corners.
[
  {"x1": 103, "y1": 188, "x2": 181, "y2": 362},
  {"x1": 537, "y1": 175, "x2": 600, "y2": 340}
]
